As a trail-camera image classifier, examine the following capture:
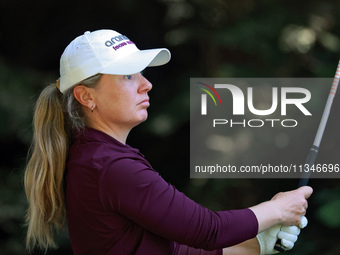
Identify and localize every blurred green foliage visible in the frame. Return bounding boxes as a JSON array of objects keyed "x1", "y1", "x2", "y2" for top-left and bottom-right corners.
[
  {"x1": 1, "y1": 0, "x2": 340, "y2": 254},
  {"x1": 316, "y1": 187, "x2": 340, "y2": 228}
]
